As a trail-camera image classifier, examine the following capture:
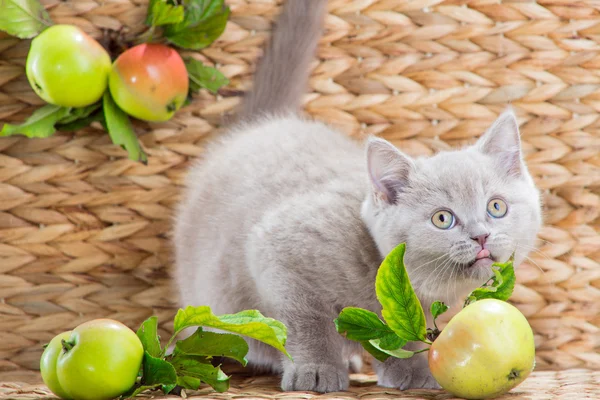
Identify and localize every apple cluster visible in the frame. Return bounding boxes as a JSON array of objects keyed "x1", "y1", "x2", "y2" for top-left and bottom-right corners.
[{"x1": 26, "y1": 24, "x2": 189, "y2": 122}]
